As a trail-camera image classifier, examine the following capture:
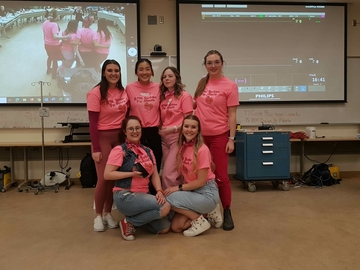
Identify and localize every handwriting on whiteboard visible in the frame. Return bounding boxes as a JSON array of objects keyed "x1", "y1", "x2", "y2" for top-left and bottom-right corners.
[
  {"x1": 0, "y1": 109, "x2": 88, "y2": 128},
  {"x1": 243, "y1": 109, "x2": 301, "y2": 124}
]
